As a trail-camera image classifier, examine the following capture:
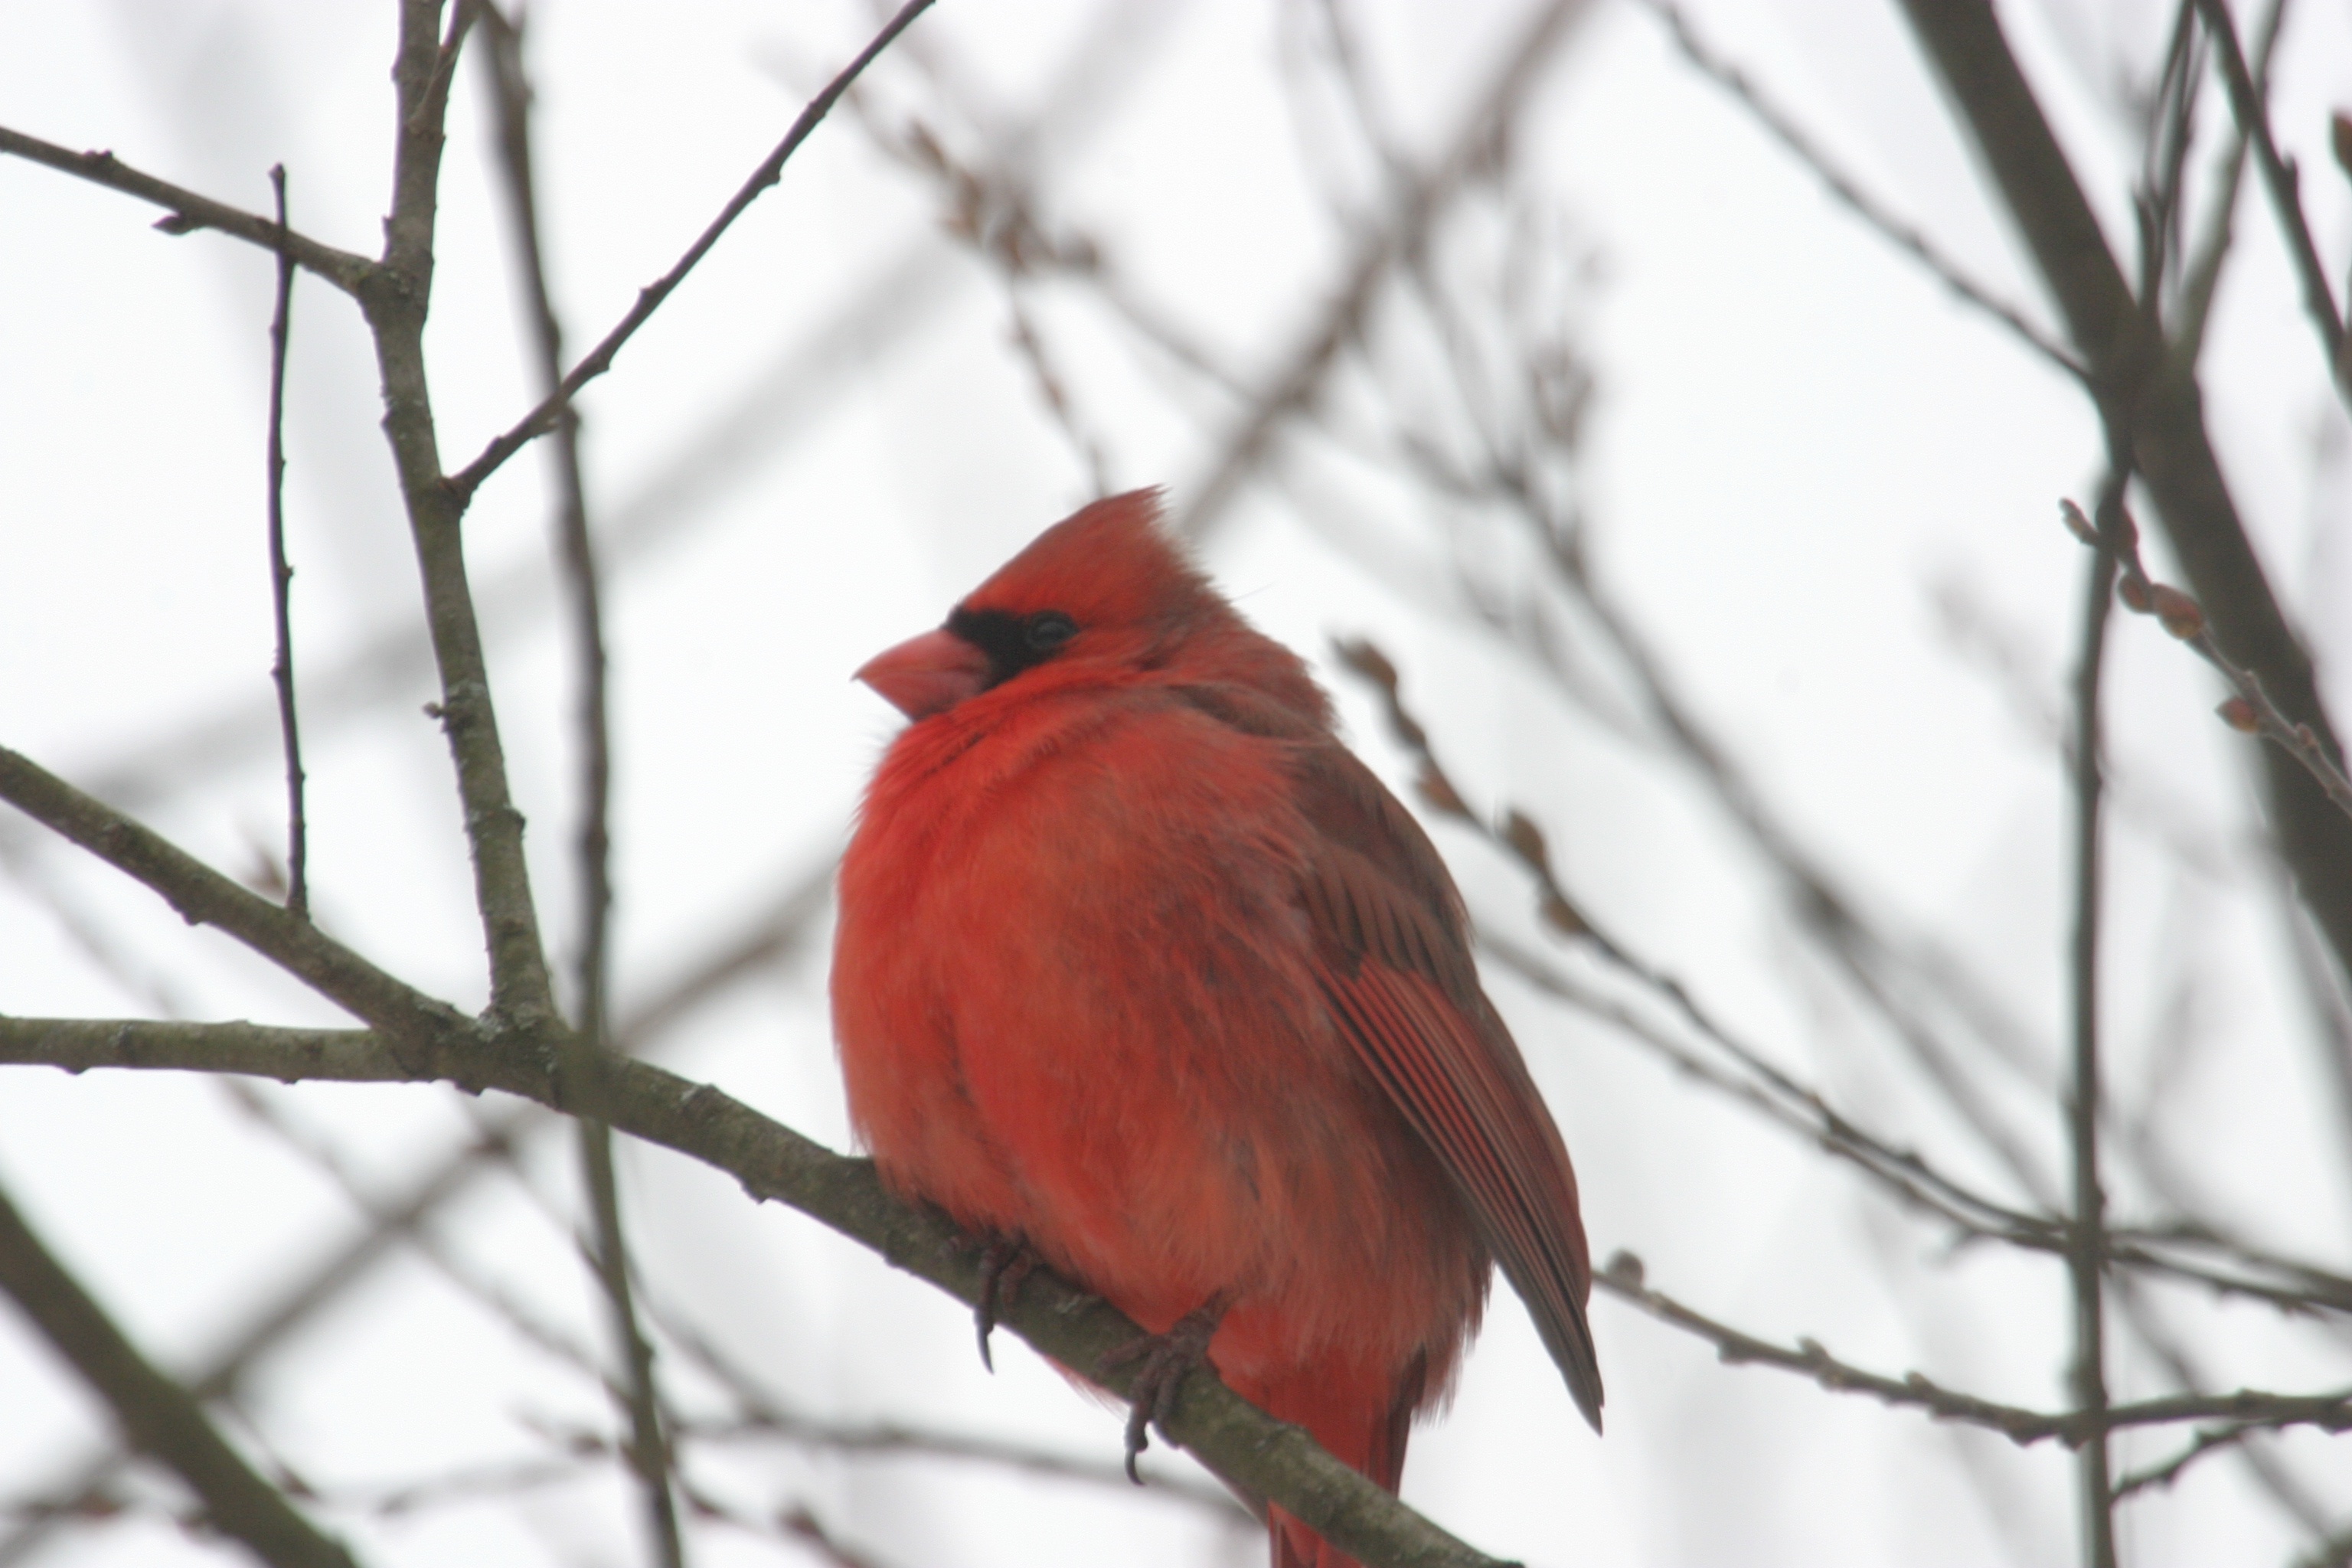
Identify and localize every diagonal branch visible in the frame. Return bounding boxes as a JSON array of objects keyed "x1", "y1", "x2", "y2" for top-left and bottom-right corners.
[
  {"x1": 0, "y1": 773, "x2": 1508, "y2": 1568},
  {"x1": 2190, "y1": 0, "x2": 2350, "y2": 404},
  {"x1": 0, "y1": 746, "x2": 466, "y2": 1050},
  {"x1": 0, "y1": 126, "x2": 375, "y2": 295},
  {"x1": 0, "y1": 864, "x2": 831, "y2": 1567},
  {"x1": 1341, "y1": 645, "x2": 2352, "y2": 1320},
  {"x1": 1629, "y1": 0, "x2": 2085, "y2": 381},
  {"x1": 0, "y1": 1174, "x2": 361, "y2": 1568},
  {"x1": 1174, "y1": 0, "x2": 1596, "y2": 544},
  {"x1": 0, "y1": 1016, "x2": 1508, "y2": 1568},
  {"x1": 446, "y1": 0, "x2": 938, "y2": 502}
]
